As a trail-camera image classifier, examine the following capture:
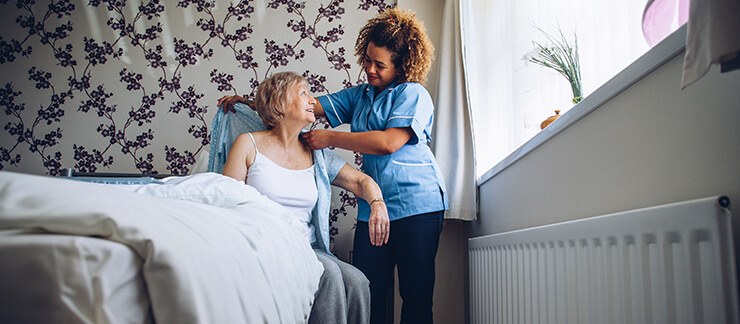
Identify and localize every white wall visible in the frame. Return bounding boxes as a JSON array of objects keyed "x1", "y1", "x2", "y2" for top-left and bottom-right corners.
[{"x1": 470, "y1": 48, "x2": 740, "y2": 239}]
